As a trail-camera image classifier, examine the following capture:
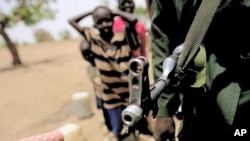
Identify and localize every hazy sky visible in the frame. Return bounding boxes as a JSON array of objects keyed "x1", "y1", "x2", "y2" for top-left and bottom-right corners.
[{"x1": 0, "y1": 0, "x2": 147, "y2": 44}]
